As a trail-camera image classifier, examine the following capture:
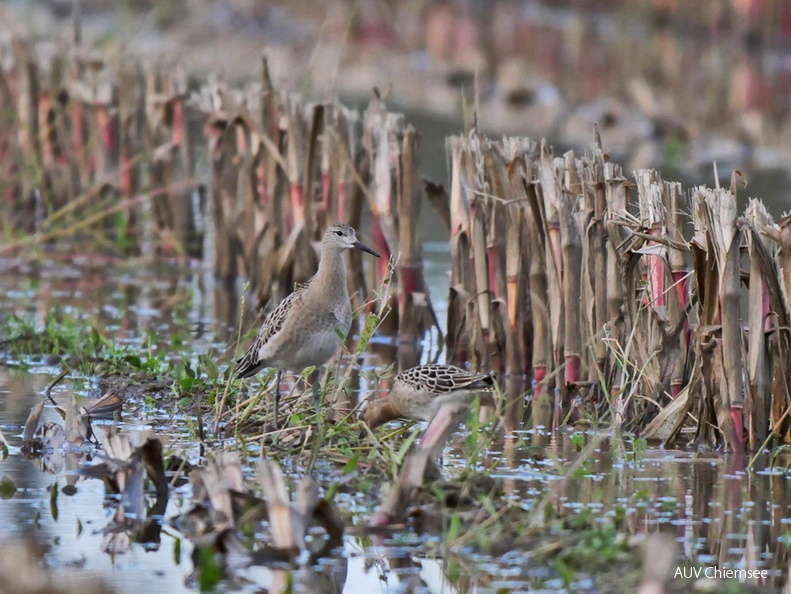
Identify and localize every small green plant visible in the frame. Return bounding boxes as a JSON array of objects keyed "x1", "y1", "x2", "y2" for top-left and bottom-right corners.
[
  {"x1": 0, "y1": 476, "x2": 16, "y2": 499},
  {"x1": 631, "y1": 436, "x2": 648, "y2": 466},
  {"x1": 570, "y1": 431, "x2": 585, "y2": 451},
  {"x1": 195, "y1": 545, "x2": 222, "y2": 591}
]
